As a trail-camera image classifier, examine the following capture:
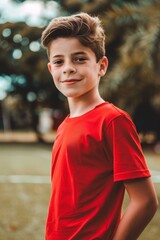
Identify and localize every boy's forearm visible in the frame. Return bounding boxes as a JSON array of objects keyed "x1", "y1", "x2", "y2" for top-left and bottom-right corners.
[{"x1": 112, "y1": 184, "x2": 158, "y2": 240}]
